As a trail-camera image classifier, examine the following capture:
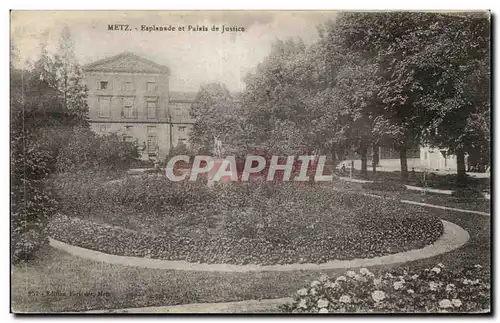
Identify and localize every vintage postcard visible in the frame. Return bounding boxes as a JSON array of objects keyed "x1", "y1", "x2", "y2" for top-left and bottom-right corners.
[{"x1": 10, "y1": 10, "x2": 491, "y2": 314}]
